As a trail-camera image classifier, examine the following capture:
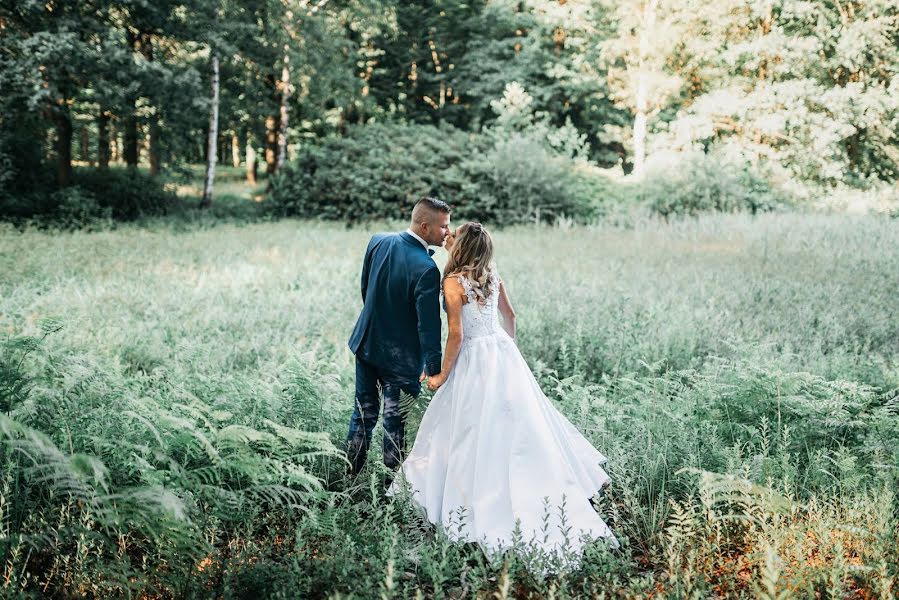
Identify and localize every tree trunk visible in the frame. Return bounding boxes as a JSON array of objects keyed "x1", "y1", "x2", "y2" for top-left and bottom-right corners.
[
  {"x1": 54, "y1": 106, "x2": 73, "y2": 187},
  {"x1": 246, "y1": 137, "x2": 258, "y2": 185},
  {"x1": 271, "y1": 0, "x2": 330, "y2": 168},
  {"x1": 231, "y1": 132, "x2": 241, "y2": 167},
  {"x1": 138, "y1": 33, "x2": 161, "y2": 175},
  {"x1": 97, "y1": 110, "x2": 110, "y2": 169},
  {"x1": 632, "y1": 0, "x2": 658, "y2": 179},
  {"x1": 633, "y1": 73, "x2": 648, "y2": 179},
  {"x1": 124, "y1": 31, "x2": 141, "y2": 168},
  {"x1": 46, "y1": 127, "x2": 54, "y2": 163},
  {"x1": 277, "y1": 51, "x2": 291, "y2": 170},
  {"x1": 265, "y1": 114, "x2": 278, "y2": 174},
  {"x1": 79, "y1": 125, "x2": 90, "y2": 166},
  {"x1": 201, "y1": 51, "x2": 220, "y2": 208},
  {"x1": 148, "y1": 122, "x2": 160, "y2": 174},
  {"x1": 110, "y1": 120, "x2": 119, "y2": 163},
  {"x1": 124, "y1": 107, "x2": 139, "y2": 167}
]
